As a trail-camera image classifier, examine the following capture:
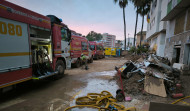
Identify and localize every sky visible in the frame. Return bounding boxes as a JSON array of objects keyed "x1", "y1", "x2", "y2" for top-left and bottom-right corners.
[{"x1": 6, "y1": 0, "x2": 147, "y2": 40}]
